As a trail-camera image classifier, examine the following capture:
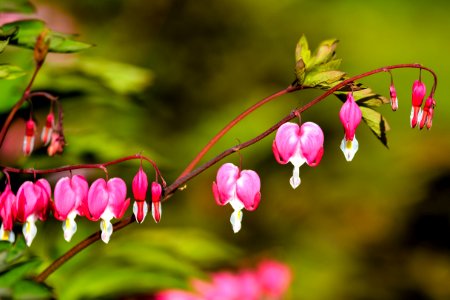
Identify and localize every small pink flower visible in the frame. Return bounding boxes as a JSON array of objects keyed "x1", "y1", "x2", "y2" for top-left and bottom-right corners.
[
  {"x1": 14, "y1": 179, "x2": 51, "y2": 246},
  {"x1": 212, "y1": 163, "x2": 261, "y2": 233},
  {"x1": 53, "y1": 175, "x2": 89, "y2": 242},
  {"x1": 151, "y1": 182, "x2": 162, "y2": 223},
  {"x1": 419, "y1": 96, "x2": 436, "y2": 130},
  {"x1": 132, "y1": 167, "x2": 148, "y2": 223},
  {"x1": 410, "y1": 80, "x2": 426, "y2": 128},
  {"x1": 23, "y1": 119, "x2": 36, "y2": 156},
  {"x1": 339, "y1": 92, "x2": 362, "y2": 161},
  {"x1": 41, "y1": 112, "x2": 54, "y2": 145},
  {"x1": 0, "y1": 185, "x2": 16, "y2": 243},
  {"x1": 85, "y1": 178, "x2": 130, "y2": 243},
  {"x1": 257, "y1": 260, "x2": 292, "y2": 298},
  {"x1": 273, "y1": 122, "x2": 324, "y2": 189},
  {"x1": 389, "y1": 84, "x2": 398, "y2": 111}
]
